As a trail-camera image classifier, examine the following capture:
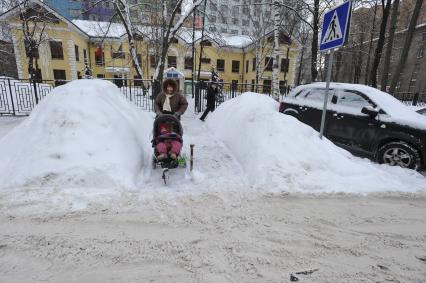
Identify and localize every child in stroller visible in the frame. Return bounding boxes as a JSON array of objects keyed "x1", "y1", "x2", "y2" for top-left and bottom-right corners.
[{"x1": 152, "y1": 113, "x2": 185, "y2": 169}]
